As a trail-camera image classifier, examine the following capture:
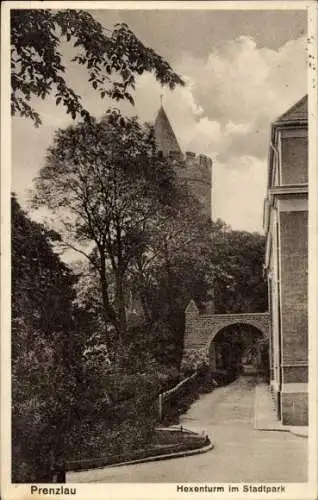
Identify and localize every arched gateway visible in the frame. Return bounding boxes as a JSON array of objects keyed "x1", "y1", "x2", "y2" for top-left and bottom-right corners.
[{"x1": 184, "y1": 300, "x2": 270, "y2": 357}]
